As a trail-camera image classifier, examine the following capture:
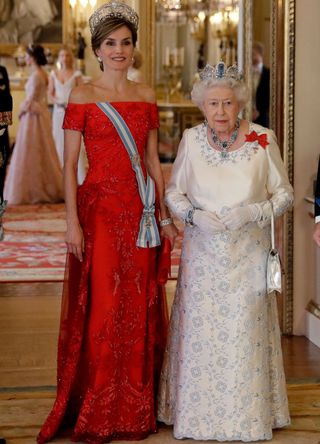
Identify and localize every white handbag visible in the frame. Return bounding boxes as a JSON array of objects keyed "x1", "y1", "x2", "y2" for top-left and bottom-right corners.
[{"x1": 266, "y1": 203, "x2": 282, "y2": 294}]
